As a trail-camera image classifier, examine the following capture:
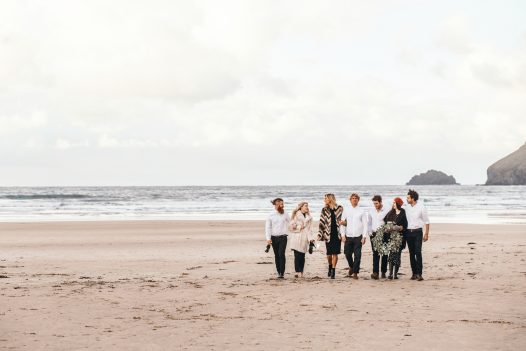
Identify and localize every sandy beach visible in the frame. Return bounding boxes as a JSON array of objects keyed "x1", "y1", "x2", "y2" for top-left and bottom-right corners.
[{"x1": 0, "y1": 221, "x2": 525, "y2": 350}]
